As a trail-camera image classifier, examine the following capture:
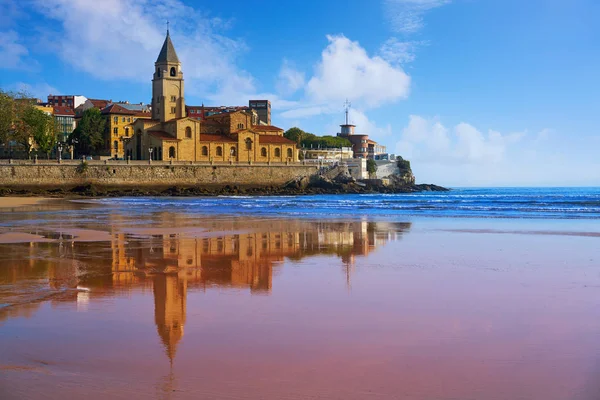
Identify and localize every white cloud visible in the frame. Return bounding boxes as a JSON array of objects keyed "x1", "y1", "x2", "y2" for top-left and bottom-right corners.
[
  {"x1": 276, "y1": 59, "x2": 305, "y2": 96},
  {"x1": 306, "y1": 35, "x2": 411, "y2": 108},
  {"x1": 379, "y1": 38, "x2": 428, "y2": 65},
  {"x1": 0, "y1": 30, "x2": 32, "y2": 70},
  {"x1": 396, "y1": 115, "x2": 524, "y2": 164},
  {"x1": 34, "y1": 0, "x2": 253, "y2": 101},
  {"x1": 384, "y1": 0, "x2": 451, "y2": 34}
]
